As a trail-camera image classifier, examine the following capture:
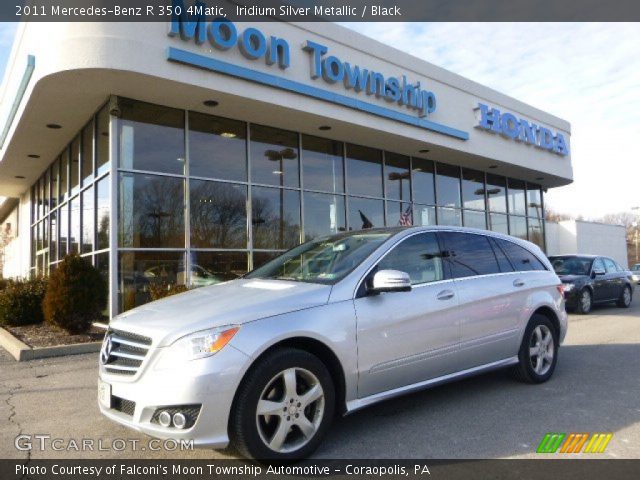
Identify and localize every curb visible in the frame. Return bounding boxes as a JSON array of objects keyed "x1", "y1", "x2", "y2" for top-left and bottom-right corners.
[{"x1": 0, "y1": 327, "x2": 102, "y2": 362}]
